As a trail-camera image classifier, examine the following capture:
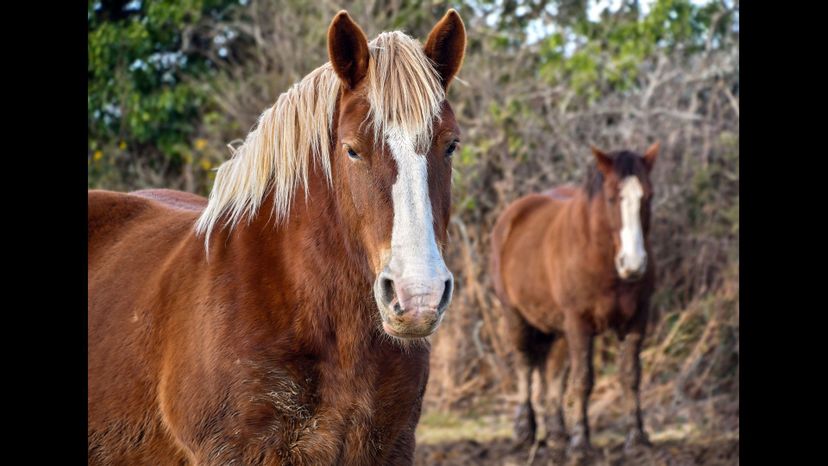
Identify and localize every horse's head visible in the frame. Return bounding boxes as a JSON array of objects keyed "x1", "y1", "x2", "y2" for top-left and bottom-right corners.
[
  {"x1": 326, "y1": 10, "x2": 465, "y2": 339},
  {"x1": 590, "y1": 143, "x2": 659, "y2": 281}
]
